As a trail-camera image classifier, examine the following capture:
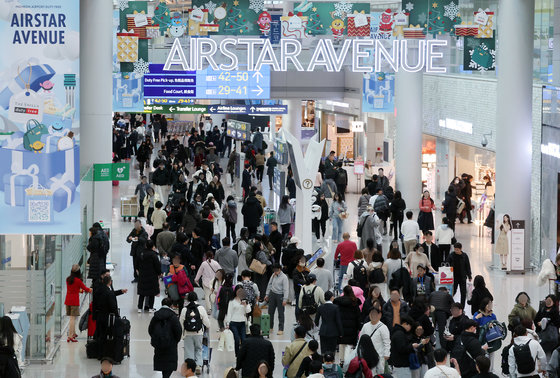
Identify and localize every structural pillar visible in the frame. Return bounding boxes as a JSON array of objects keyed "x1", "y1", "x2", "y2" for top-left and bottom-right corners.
[
  {"x1": 495, "y1": 0, "x2": 534, "y2": 269},
  {"x1": 553, "y1": 0, "x2": 560, "y2": 84},
  {"x1": 80, "y1": 0, "x2": 113, "y2": 224},
  {"x1": 395, "y1": 70, "x2": 423, "y2": 211}
]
